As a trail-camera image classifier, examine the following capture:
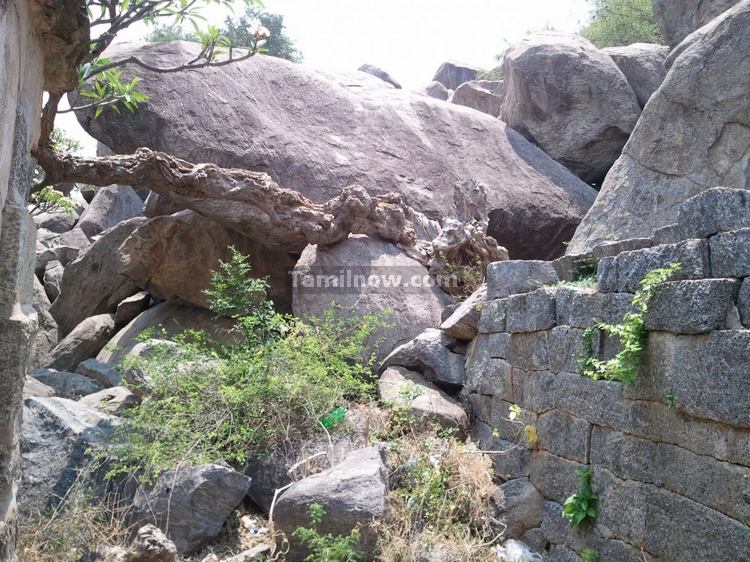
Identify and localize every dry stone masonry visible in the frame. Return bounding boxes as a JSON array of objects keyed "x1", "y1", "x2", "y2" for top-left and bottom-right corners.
[{"x1": 463, "y1": 187, "x2": 750, "y2": 561}]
